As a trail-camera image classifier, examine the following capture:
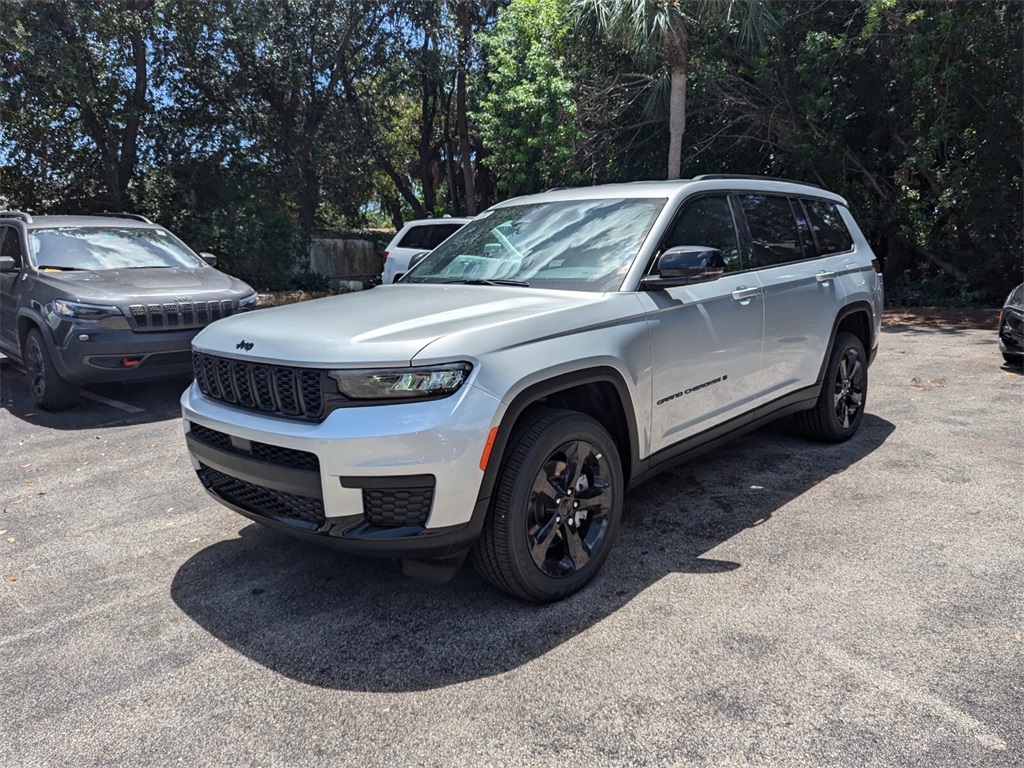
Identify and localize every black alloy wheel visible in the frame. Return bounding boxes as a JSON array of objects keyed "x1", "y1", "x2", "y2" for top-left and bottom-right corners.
[
  {"x1": 472, "y1": 409, "x2": 623, "y2": 602},
  {"x1": 24, "y1": 328, "x2": 77, "y2": 410},
  {"x1": 795, "y1": 331, "x2": 868, "y2": 443}
]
